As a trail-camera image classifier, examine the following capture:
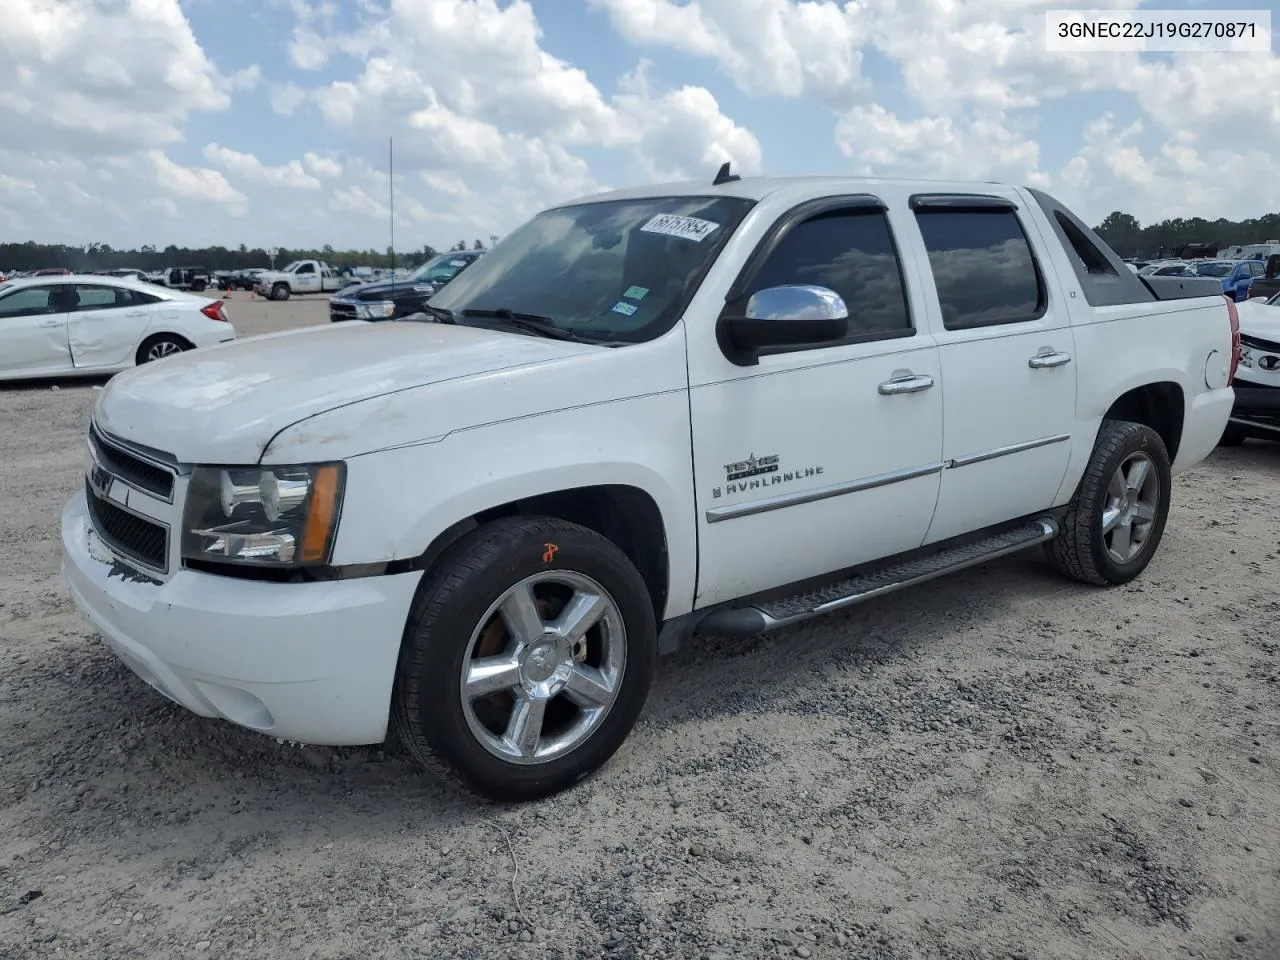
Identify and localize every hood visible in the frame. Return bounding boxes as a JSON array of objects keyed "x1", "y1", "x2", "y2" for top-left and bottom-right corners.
[
  {"x1": 93, "y1": 321, "x2": 598, "y2": 464},
  {"x1": 1238, "y1": 298, "x2": 1280, "y2": 340},
  {"x1": 335, "y1": 276, "x2": 436, "y2": 301}
]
